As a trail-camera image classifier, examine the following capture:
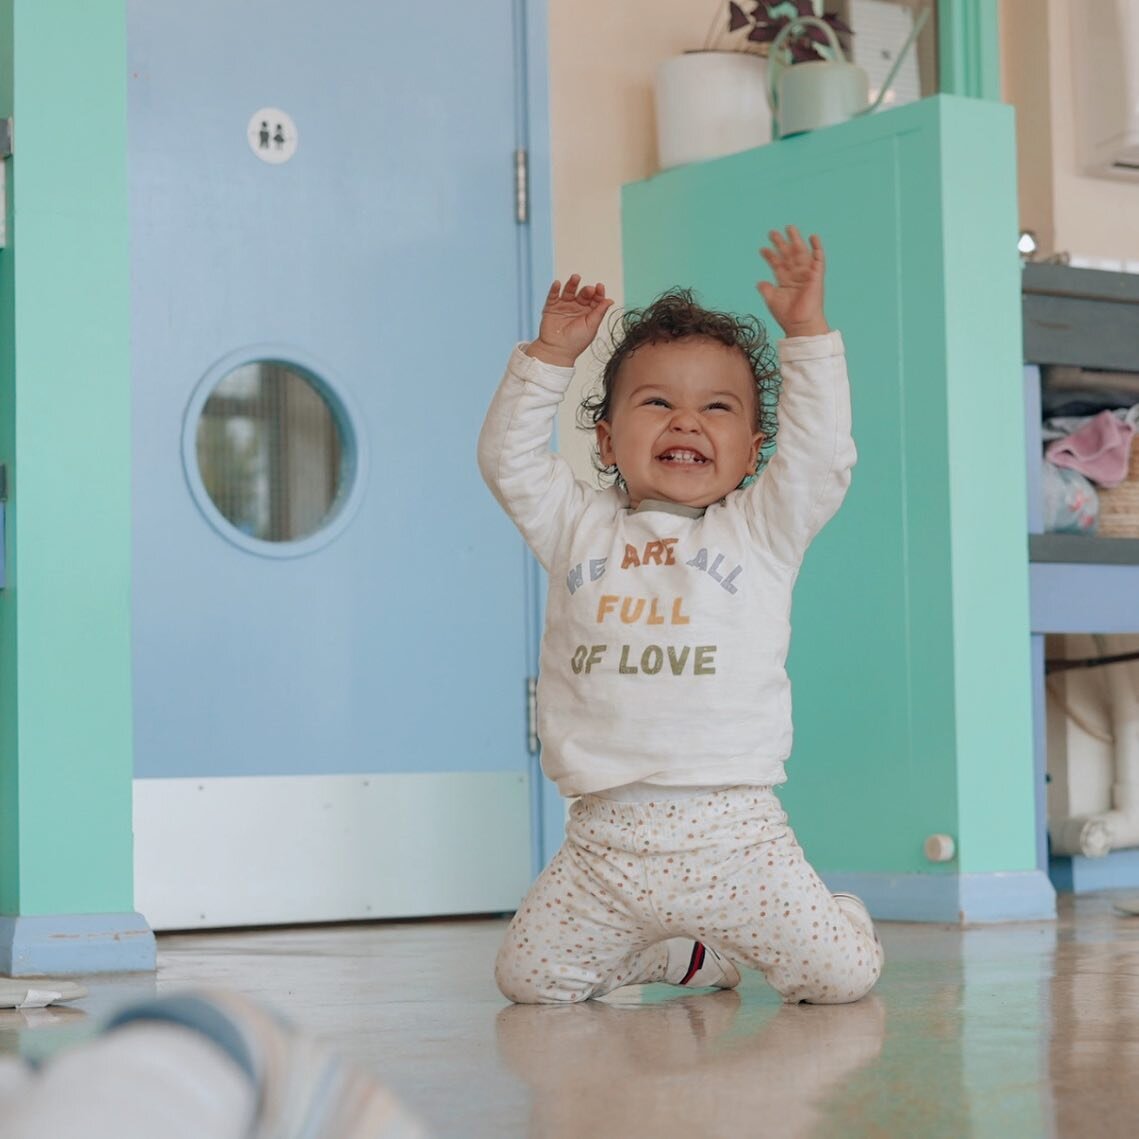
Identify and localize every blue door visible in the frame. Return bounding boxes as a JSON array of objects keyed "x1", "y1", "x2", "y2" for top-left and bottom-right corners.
[{"x1": 127, "y1": 0, "x2": 547, "y2": 928}]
